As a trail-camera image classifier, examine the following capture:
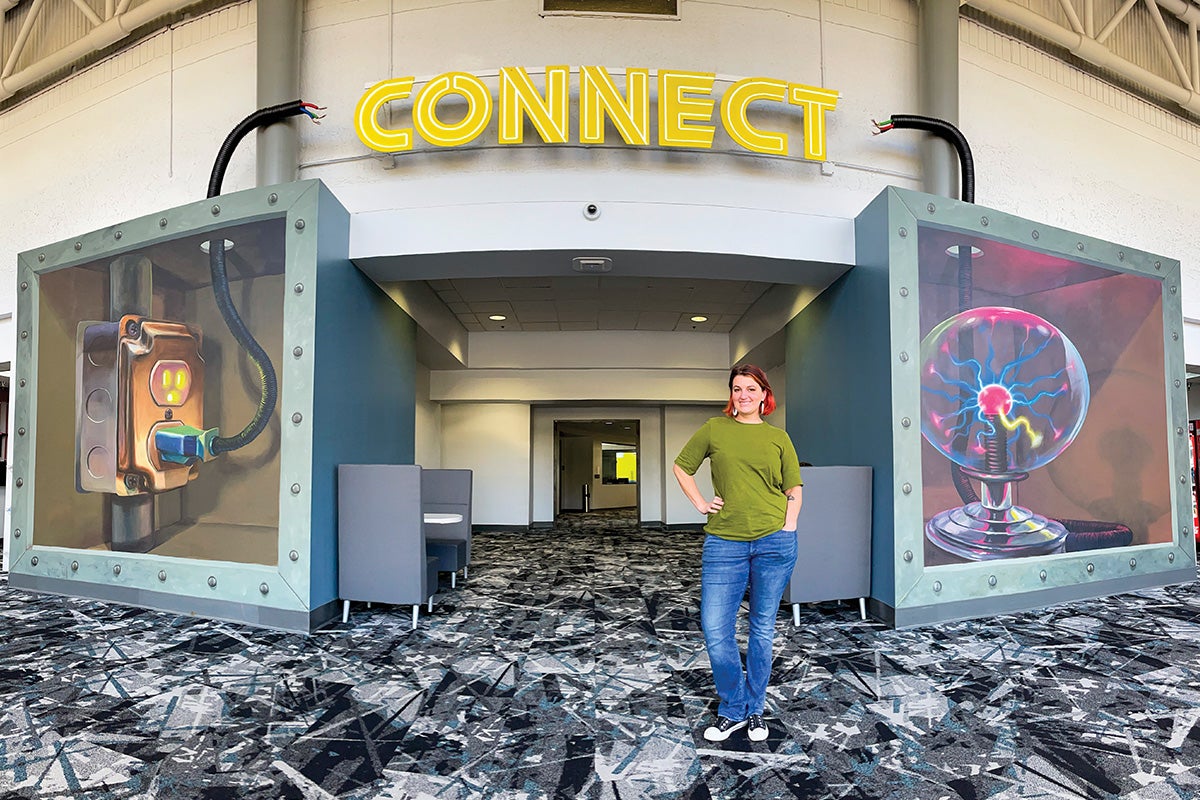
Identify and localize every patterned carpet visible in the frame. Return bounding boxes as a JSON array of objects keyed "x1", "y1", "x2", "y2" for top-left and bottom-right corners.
[{"x1": 1, "y1": 528, "x2": 1199, "y2": 799}]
